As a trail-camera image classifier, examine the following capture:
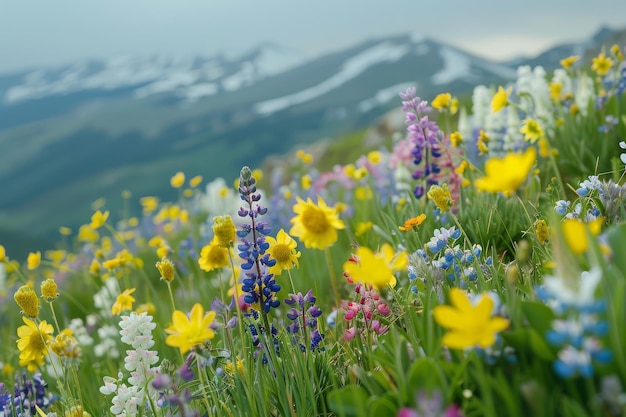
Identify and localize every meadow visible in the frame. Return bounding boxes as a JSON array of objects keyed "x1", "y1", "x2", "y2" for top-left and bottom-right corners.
[{"x1": 1, "y1": 47, "x2": 626, "y2": 417}]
